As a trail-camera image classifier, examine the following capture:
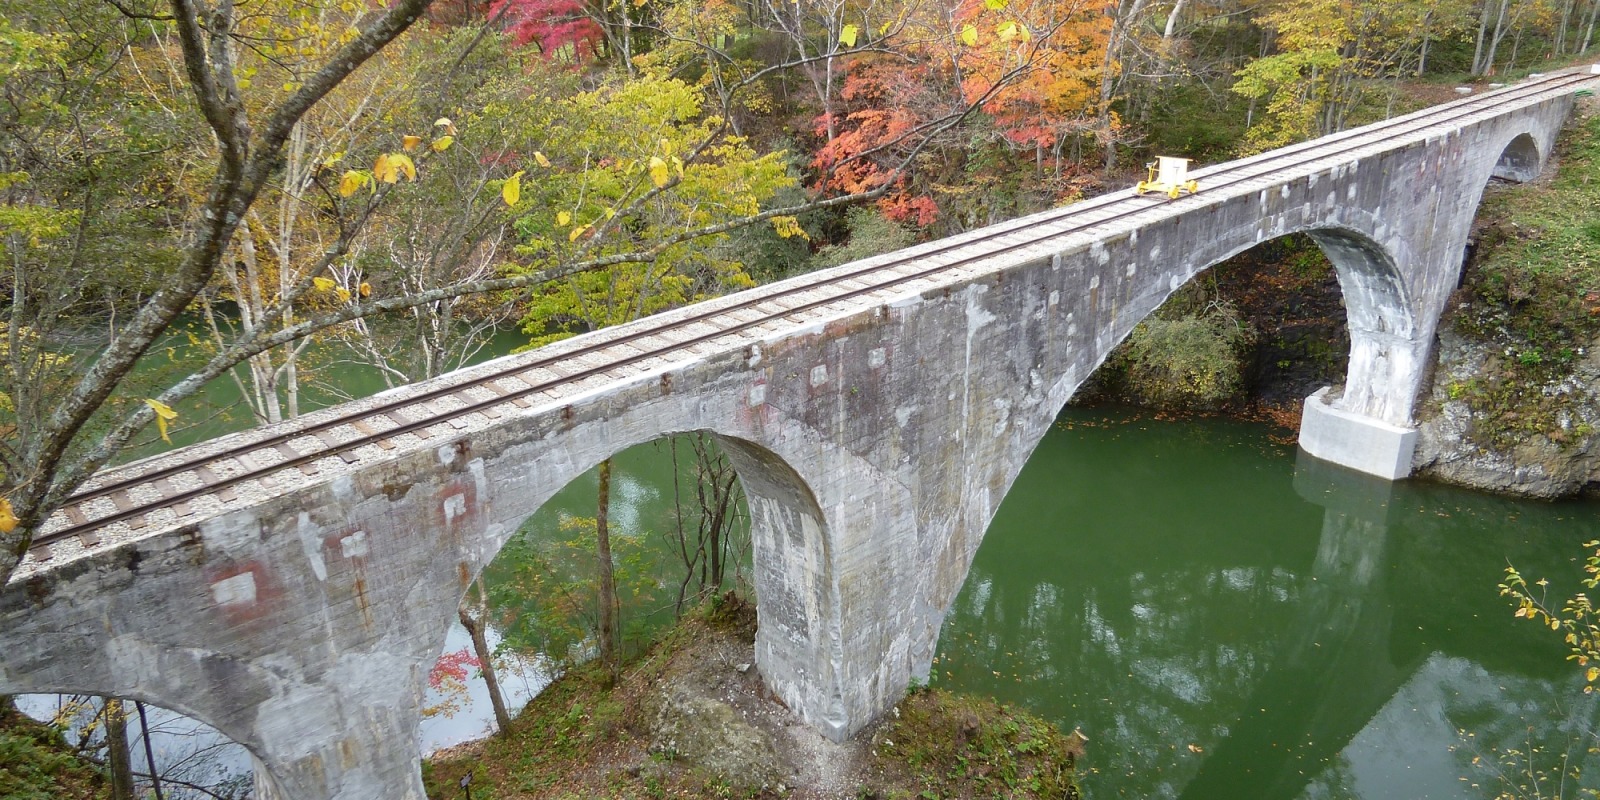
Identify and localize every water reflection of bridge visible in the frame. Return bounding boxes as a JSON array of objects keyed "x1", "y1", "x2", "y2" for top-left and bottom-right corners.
[{"x1": 946, "y1": 440, "x2": 1592, "y2": 800}]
